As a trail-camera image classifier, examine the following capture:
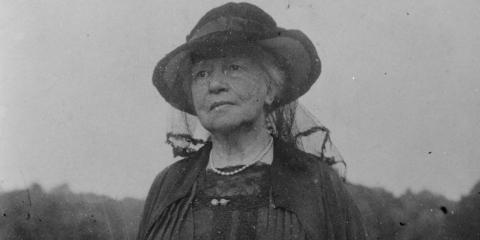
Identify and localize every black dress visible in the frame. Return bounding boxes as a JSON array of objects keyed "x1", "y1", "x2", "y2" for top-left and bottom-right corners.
[
  {"x1": 192, "y1": 163, "x2": 307, "y2": 239},
  {"x1": 137, "y1": 139, "x2": 367, "y2": 240}
]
